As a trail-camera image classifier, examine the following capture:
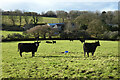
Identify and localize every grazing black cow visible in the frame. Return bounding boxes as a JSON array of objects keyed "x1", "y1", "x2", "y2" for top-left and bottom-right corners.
[
  {"x1": 46, "y1": 41, "x2": 53, "y2": 43},
  {"x1": 83, "y1": 41, "x2": 100, "y2": 57},
  {"x1": 52, "y1": 41, "x2": 56, "y2": 44},
  {"x1": 18, "y1": 41, "x2": 40, "y2": 57}
]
